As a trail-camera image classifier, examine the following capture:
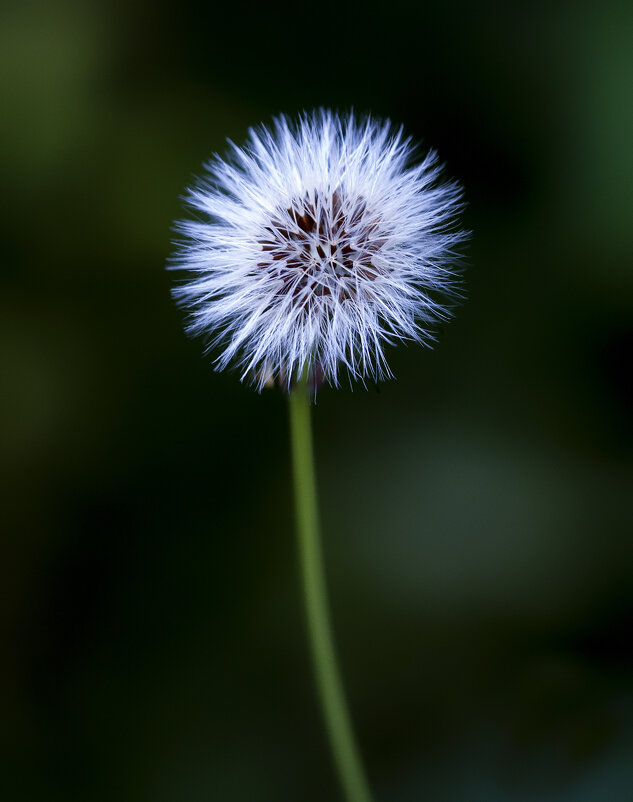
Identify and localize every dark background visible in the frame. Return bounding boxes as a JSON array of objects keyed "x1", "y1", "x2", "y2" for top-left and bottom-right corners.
[{"x1": 3, "y1": 0, "x2": 633, "y2": 800}]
